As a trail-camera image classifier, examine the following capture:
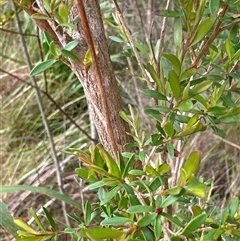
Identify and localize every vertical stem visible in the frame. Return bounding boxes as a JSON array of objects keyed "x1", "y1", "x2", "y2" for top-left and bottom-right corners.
[{"x1": 12, "y1": 2, "x2": 70, "y2": 226}]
